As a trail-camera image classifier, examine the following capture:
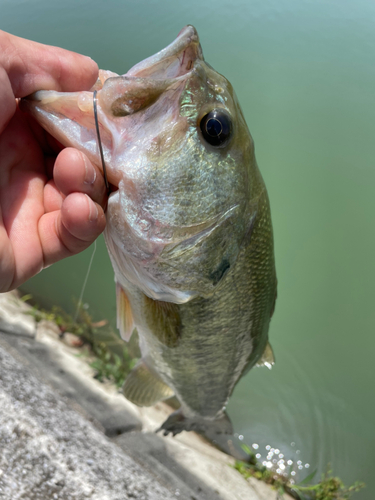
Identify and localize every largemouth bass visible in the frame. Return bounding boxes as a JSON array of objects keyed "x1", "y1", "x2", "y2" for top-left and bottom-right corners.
[{"x1": 23, "y1": 26, "x2": 277, "y2": 435}]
